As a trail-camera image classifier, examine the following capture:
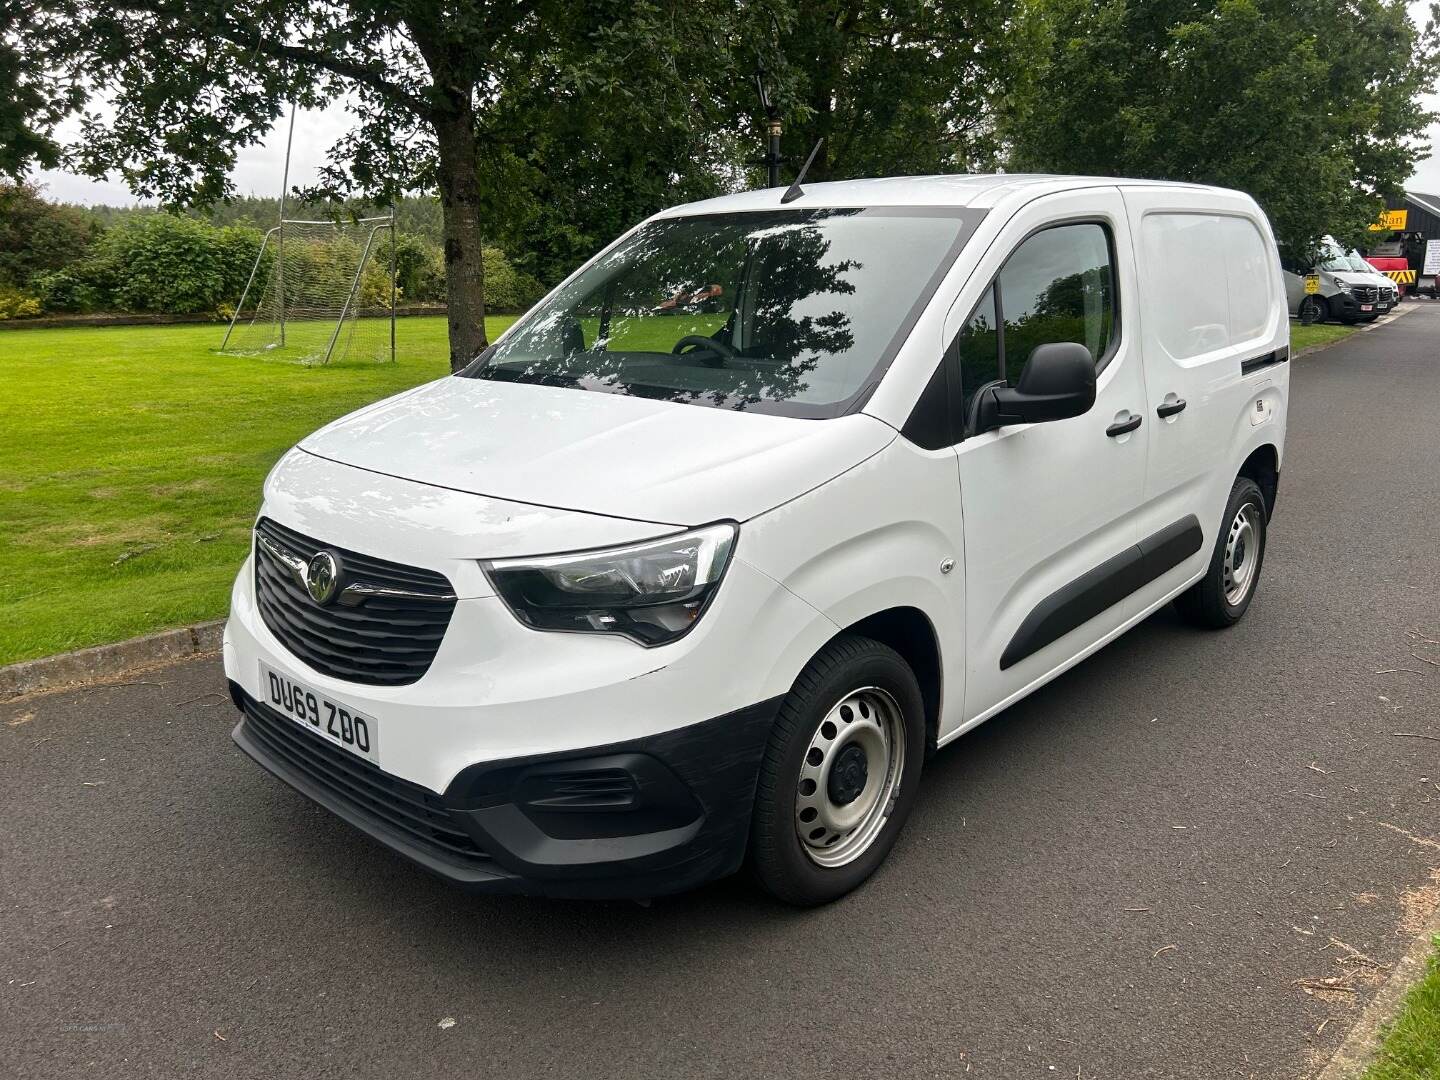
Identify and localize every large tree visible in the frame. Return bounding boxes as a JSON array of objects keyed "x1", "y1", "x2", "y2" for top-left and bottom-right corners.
[
  {"x1": 0, "y1": 4, "x2": 80, "y2": 177},
  {"x1": 8, "y1": 0, "x2": 781, "y2": 370},
  {"x1": 753, "y1": 0, "x2": 1039, "y2": 182},
  {"x1": 490, "y1": 0, "x2": 1035, "y2": 282},
  {"x1": 1004, "y1": 0, "x2": 1439, "y2": 257}
]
